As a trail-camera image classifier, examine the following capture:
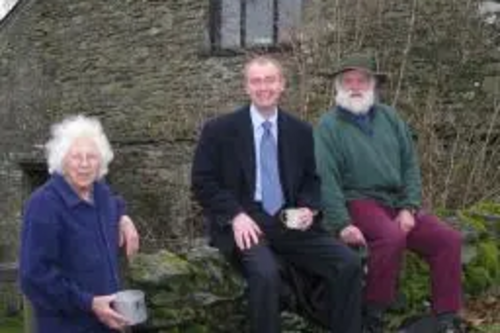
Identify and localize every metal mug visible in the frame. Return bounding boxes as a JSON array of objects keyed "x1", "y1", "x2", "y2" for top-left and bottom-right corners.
[{"x1": 113, "y1": 289, "x2": 148, "y2": 326}]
